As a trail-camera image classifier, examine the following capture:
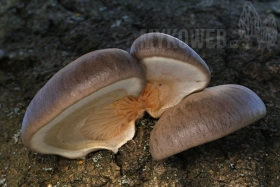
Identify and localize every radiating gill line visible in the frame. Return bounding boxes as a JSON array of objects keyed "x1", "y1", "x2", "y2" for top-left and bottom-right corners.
[
  {"x1": 116, "y1": 102, "x2": 133, "y2": 107},
  {"x1": 86, "y1": 118, "x2": 125, "y2": 124},
  {"x1": 92, "y1": 105, "x2": 118, "y2": 112},
  {"x1": 83, "y1": 124, "x2": 126, "y2": 139},
  {"x1": 115, "y1": 104, "x2": 135, "y2": 110},
  {"x1": 87, "y1": 111, "x2": 120, "y2": 119},
  {"x1": 117, "y1": 98, "x2": 138, "y2": 106},
  {"x1": 91, "y1": 122, "x2": 127, "y2": 136},
  {"x1": 86, "y1": 116, "x2": 126, "y2": 124}
]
